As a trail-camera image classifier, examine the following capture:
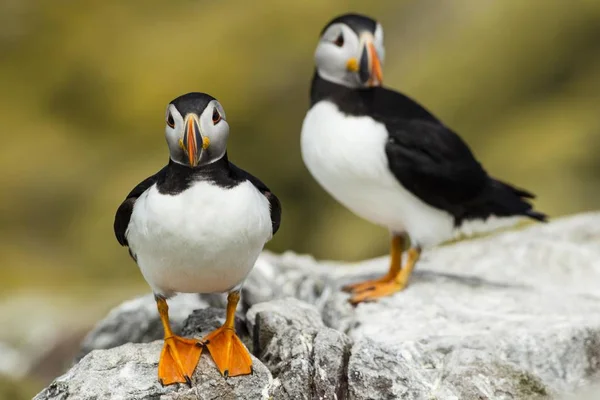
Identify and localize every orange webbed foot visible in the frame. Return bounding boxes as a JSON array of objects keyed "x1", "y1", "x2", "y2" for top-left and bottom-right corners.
[
  {"x1": 342, "y1": 274, "x2": 395, "y2": 294},
  {"x1": 345, "y1": 241, "x2": 421, "y2": 305},
  {"x1": 158, "y1": 335, "x2": 202, "y2": 387},
  {"x1": 202, "y1": 326, "x2": 252, "y2": 378},
  {"x1": 348, "y1": 278, "x2": 407, "y2": 305}
]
